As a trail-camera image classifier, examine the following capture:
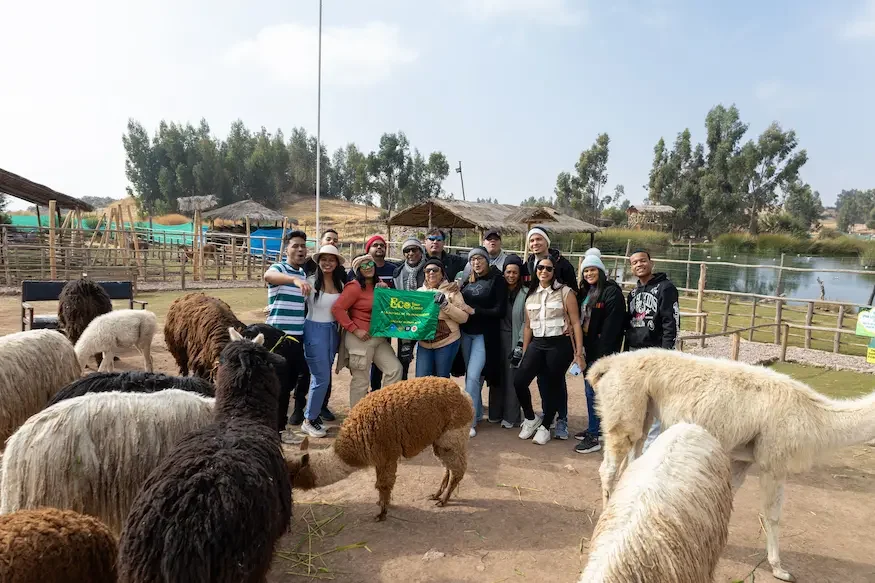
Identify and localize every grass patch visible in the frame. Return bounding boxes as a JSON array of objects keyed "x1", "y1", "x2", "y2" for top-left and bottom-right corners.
[
  {"x1": 767, "y1": 362, "x2": 875, "y2": 399},
  {"x1": 715, "y1": 232, "x2": 874, "y2": 258},
  {"x1": 592, "y1": 228, "x2": 672, "y2": 255},
  {"x1": 153, "y1": 214, "x2": 192, "y2": 226}
]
